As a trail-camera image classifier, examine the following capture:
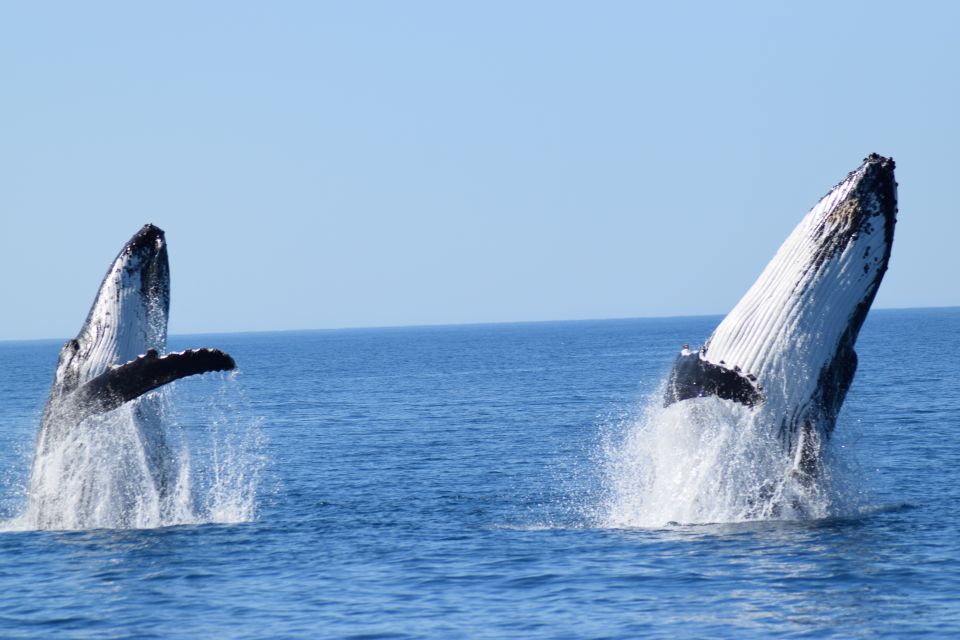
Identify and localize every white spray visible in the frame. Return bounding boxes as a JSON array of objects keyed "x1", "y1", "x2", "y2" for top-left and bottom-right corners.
[
  {"x1": 3, "y1": 376, "x2": 263, "y2": 532},
  {"x1": 596, "y1": 395, "x2": 864, "y2": 528}
]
